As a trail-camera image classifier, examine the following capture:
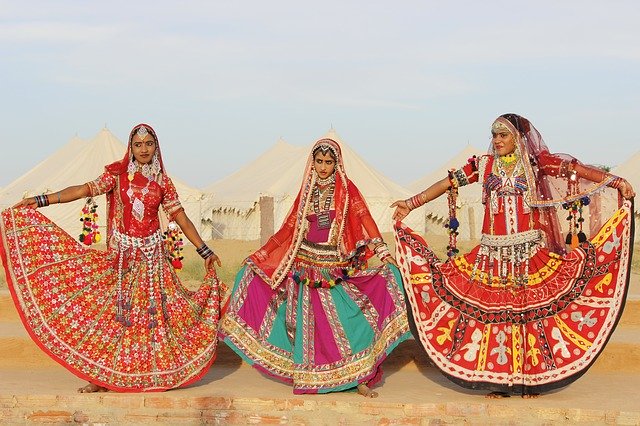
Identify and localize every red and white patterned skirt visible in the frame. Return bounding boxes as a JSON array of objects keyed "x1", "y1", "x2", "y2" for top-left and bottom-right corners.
[
  {"x1": 0, "y1": 207, "x2": 223, "y2": 392},
  {"x1": 394, "y1": 200, "x2": 634, "y2": 394}
]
